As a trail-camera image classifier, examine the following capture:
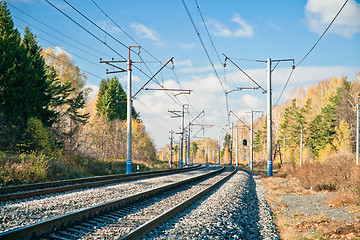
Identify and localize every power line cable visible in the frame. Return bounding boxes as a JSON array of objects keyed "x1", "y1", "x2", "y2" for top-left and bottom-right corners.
[
  {"x1": 42, "y1": 49, "x2": 103, "y2": 79},
  {"x1": 45, "y1": 0, "x2": 127, "y2": 61},
  {"x1": 297, "y1": 0, "x2": 348, "y2": 67},
  {"x1": 181, "y1": 0, "x2": 230, "y2": 131},
  {"x1": 194, "y1": 0, "x2": 233, "y2": 128},
  {"x1": 181, "y1": 0, "x2": 226, "y2": 93},
  {"x1": 275, "y1": 0, "x2": 348, "y2": 106},
  {"x1": 16, "y1": 26, "x2": 104, "y2": 72},
  {"x1": 90, "y1": 0, "x2": 163, "y2": 65},
  {"x1": 62, "y1": 0, "x2": 131, "y2": 52},
  {"x1": 44, "y1": 0, "x2": 179, "y2": 107},
  {"x1": 61, "y1": 0, "x2": 182, "y2": 106},
  {"x1": 7, "y1": 2, "x2": 112, "y2": 59},
  {"x1": 135, "y1": 97, "x2": 174, "y2": 128},
  {"x1": 194, "y1": 0, "x2": 222, "y2": 65},
  {"x1": 13, "y1": 15, "x2": 101, "y2": 59},
  {"x1": 273, "y1": 67, "x2": 295, "y2": 107},
  {"x1": 15, "y1": 23, "x2": 105, "y2": 70}
]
